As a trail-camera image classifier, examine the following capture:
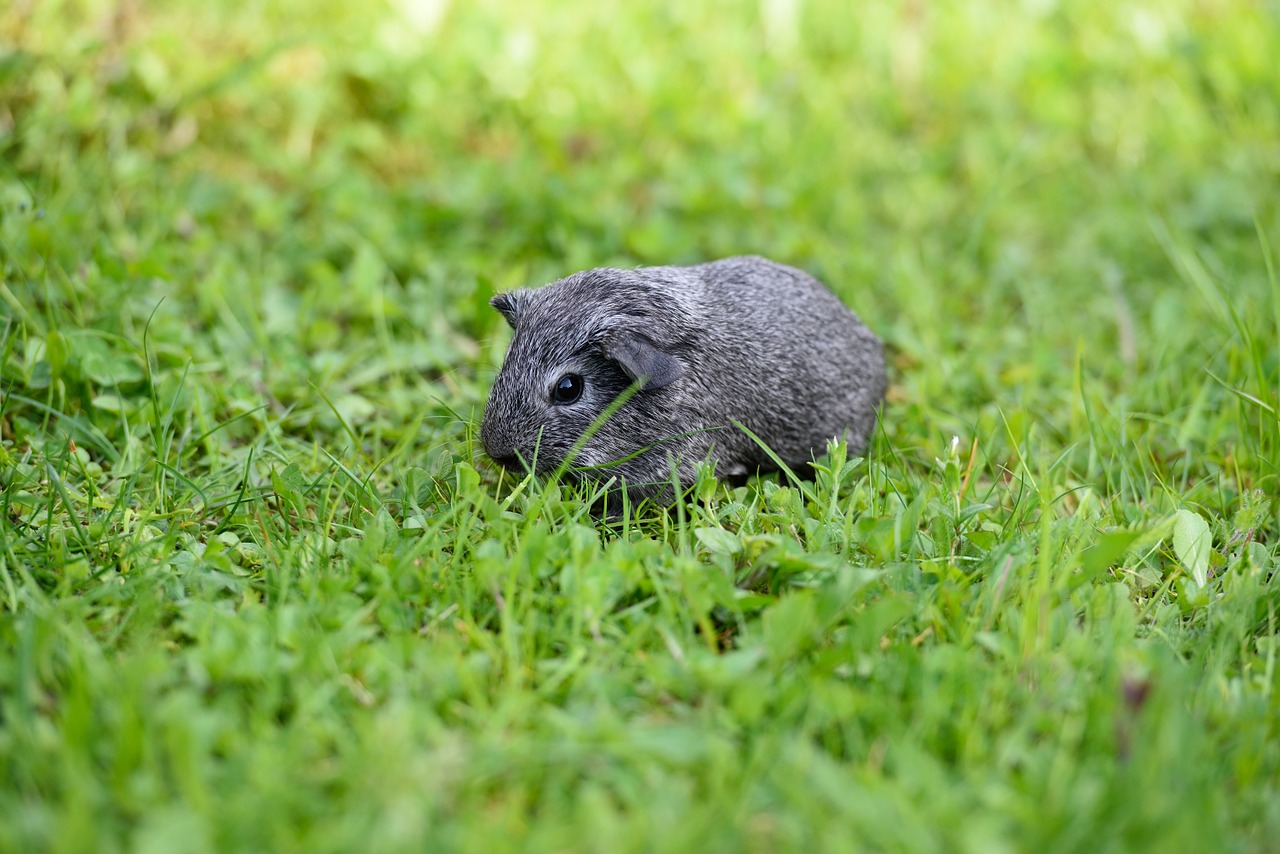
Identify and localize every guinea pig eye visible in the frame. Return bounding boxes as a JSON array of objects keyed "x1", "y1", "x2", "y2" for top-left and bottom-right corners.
[{"x1": 552, "y1": 373, "x2": 584, "y2": 405}]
